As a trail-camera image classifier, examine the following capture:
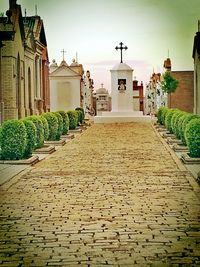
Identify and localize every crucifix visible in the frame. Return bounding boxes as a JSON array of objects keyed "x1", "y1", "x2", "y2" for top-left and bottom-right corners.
[
  {"x1": 115, "y1": 42, "x2": 128, "y2": 63},
  {"x1": 61, "y1": 49, "x2": 66, "y2": 61}
]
